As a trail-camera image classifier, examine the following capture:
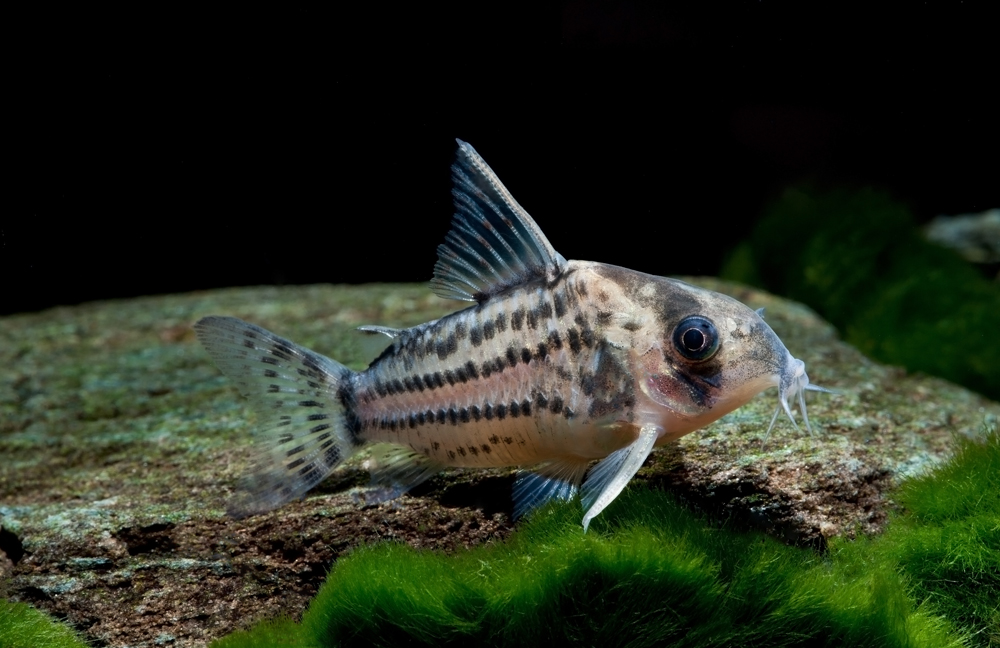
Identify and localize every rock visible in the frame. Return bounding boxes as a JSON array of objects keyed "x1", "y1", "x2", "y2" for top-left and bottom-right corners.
[
  {"x1": 924, "y1": 208, "x2": 1000, "y2": 265},
  {"x1": 1, "y1": 282, "x2": 997, "y2": 647}
]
